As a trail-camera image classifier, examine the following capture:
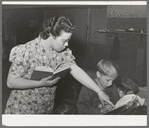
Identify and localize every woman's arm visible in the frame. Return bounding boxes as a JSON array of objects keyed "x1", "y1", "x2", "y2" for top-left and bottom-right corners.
[
  {"x1": 70, "y1": 64, "x2": 114, "y2": 107},
  {"x1": 7, "y1": 69, "x2": 60, "y2": 89}
]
